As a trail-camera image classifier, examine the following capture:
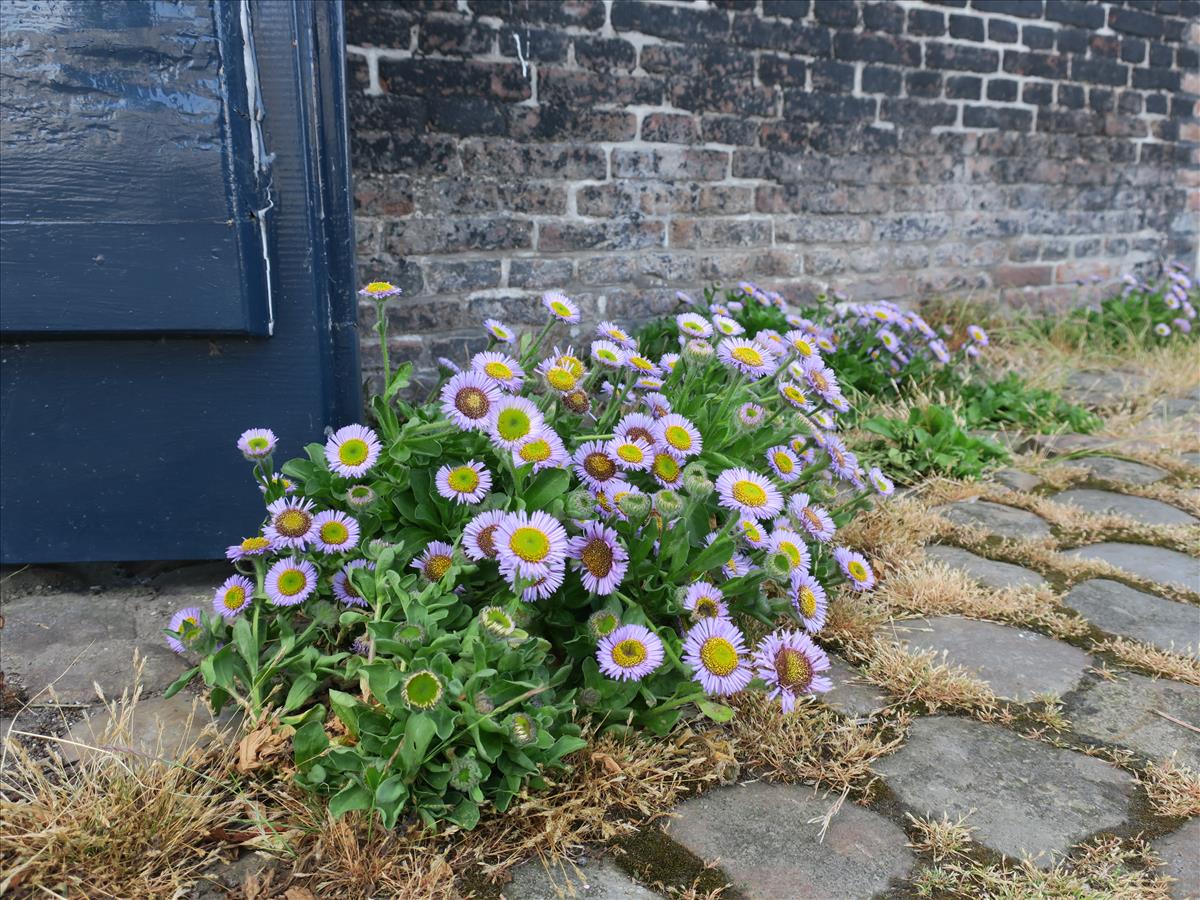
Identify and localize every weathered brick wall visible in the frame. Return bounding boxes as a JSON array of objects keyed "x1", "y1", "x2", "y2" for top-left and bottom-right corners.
[{"x1": 346, "y1": 0, "x2": 1199, "y2": 388}]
